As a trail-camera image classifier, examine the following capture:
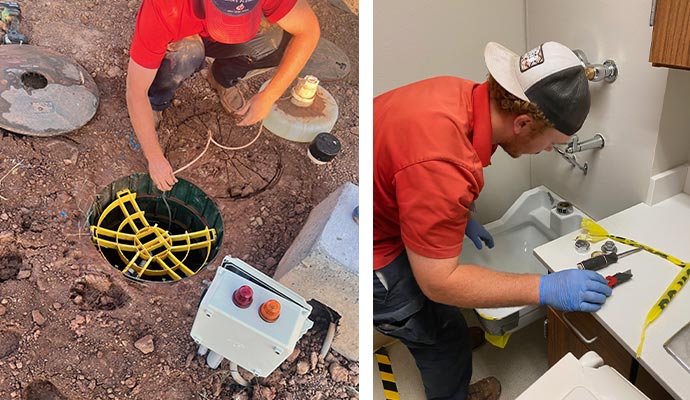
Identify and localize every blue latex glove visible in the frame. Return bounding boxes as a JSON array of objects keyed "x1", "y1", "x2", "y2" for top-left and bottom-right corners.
[
  {"x1": 465, "y1": 218, "x2": 494, "y2": 249},
  {"x1": 539, "y1": 269, "x2": 613, "y2": 312}
]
